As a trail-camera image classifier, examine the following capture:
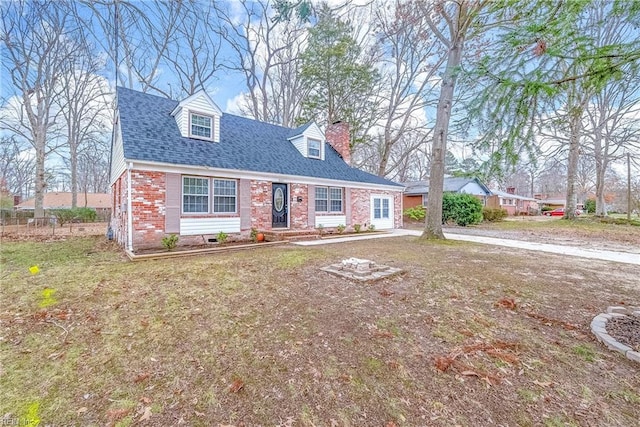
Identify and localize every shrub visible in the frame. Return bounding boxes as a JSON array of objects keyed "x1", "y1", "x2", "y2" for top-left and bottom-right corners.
[
  {"x1": 51, "y1": 207, "x2": 97, "y2": 225},
  {"x1": 403, "y1": 206, "x2": 426, "y2": 221},
  {"x1": 367, "y1": 224, "x2": 376, "y2": 232},
  {"x1": 216, "y1": 231, "x2": 228, "y2": 244},
  {"x1": 541, "y1": 206, "x2": 553, "y2": 212},
  {"x1": 161, "y1": 234, "x2": 178, "y2": 251},
  {"x1": 584, "y1": 198, "x2": 596, "y2": 214},
  {"x1": 483, "y1": 207, "x2": 508, "y2": 222},
  {"x1": 316, "y1": 224, "x2": 325, "y2": 235},
  {"x1": 336, "y1": 224, "x2": 346, "y2": 234},
  {"x1": 353, "y1": 223, "x2": 362, "y2": 233},
  {"x1": 442, "y1": 193, "x2": 483, "y2": 226},
  {"x1": 250, "y1": 227, "x2": 258, "y2": 242},
  {"x1": 51, "y1": 209, "x2": 76, "y2": 226}
]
